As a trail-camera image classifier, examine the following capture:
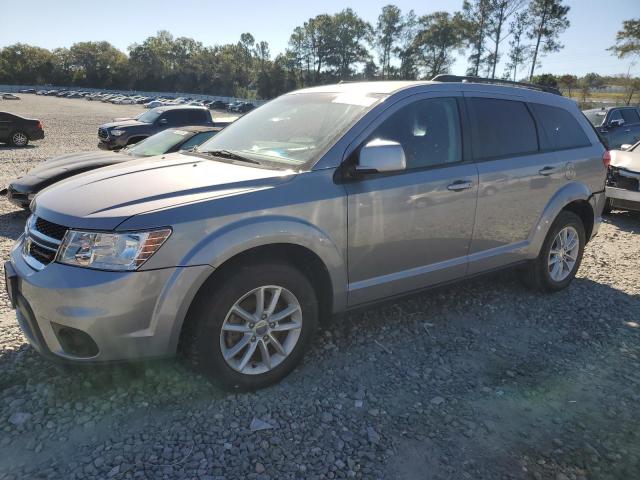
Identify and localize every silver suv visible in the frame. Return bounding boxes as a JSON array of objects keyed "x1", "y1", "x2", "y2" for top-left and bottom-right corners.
[{"x1": 5, "y1": 78, "x2": 607, "y2": 389}]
